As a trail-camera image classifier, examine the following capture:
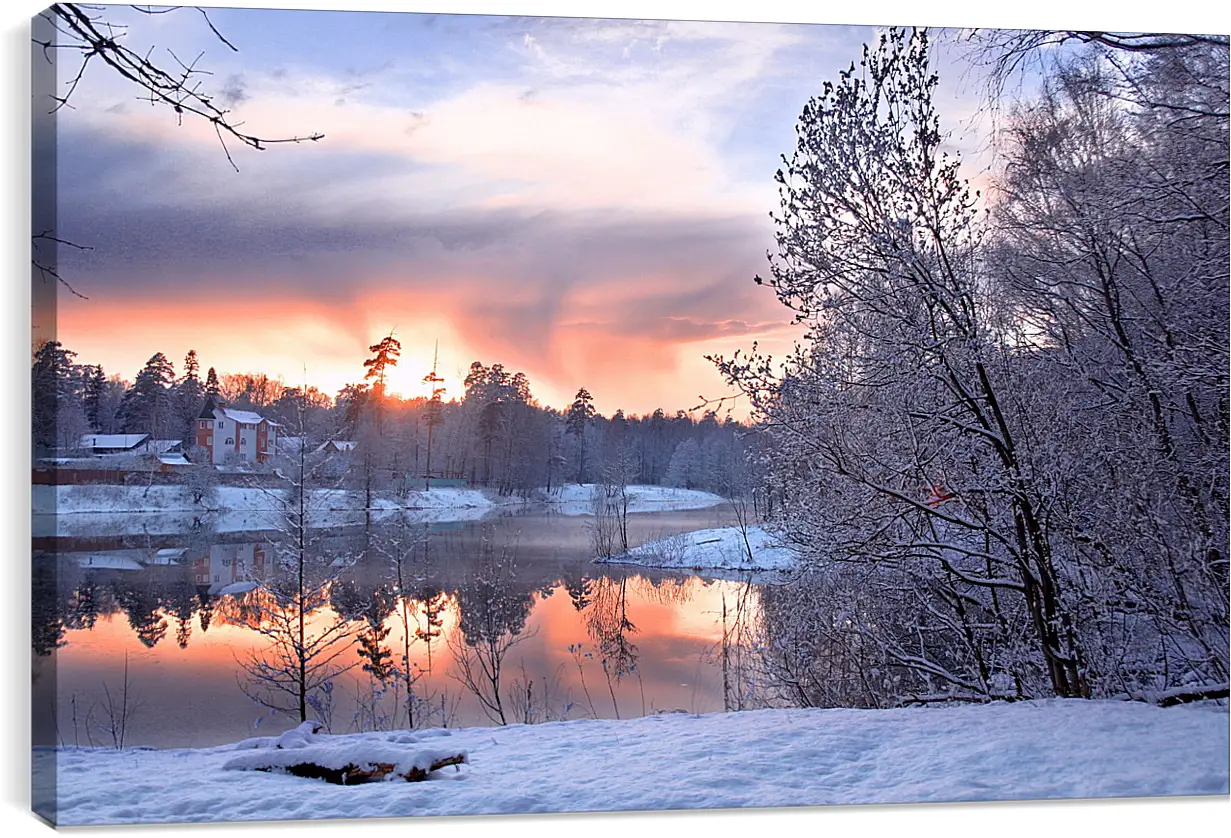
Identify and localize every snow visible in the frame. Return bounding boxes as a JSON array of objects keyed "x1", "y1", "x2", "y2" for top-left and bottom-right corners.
[
  {"x1": 544, "y1": 484, "x2": 726, "y2": 516},
  {"x1": 78, "y1": 433, "x2": 149, "y2": 450},
  {"x1": 403, "y1": 487, "x2": 494, "y2": 512},
  {"x1": 220, "y1": 408, "x2": 269, "y2": 425},
  {"x1": 603, "y1": 525, "x2": 799, "y2": 571},
  {"x1": 35, "y1": 699, "x2": 1228, "y2": 826},
  {"x1": 32, "y1": 485, "x2": 499, "y2": 537},
  {"x1": 217, "y1": 581, "x2": 258, "y2": 596},
  {"x1": 71, "y1": 555, "x2": 144, "y2": 571},
  {"x1": 33, "y1": 484, "x2": 718, "y2": 538},
  {"x1": 222, "y1": 722, "x2": 468, "y2": 780},
  {"x1": 148, "y1": 548, "x2": 185, "y2": 565}
]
